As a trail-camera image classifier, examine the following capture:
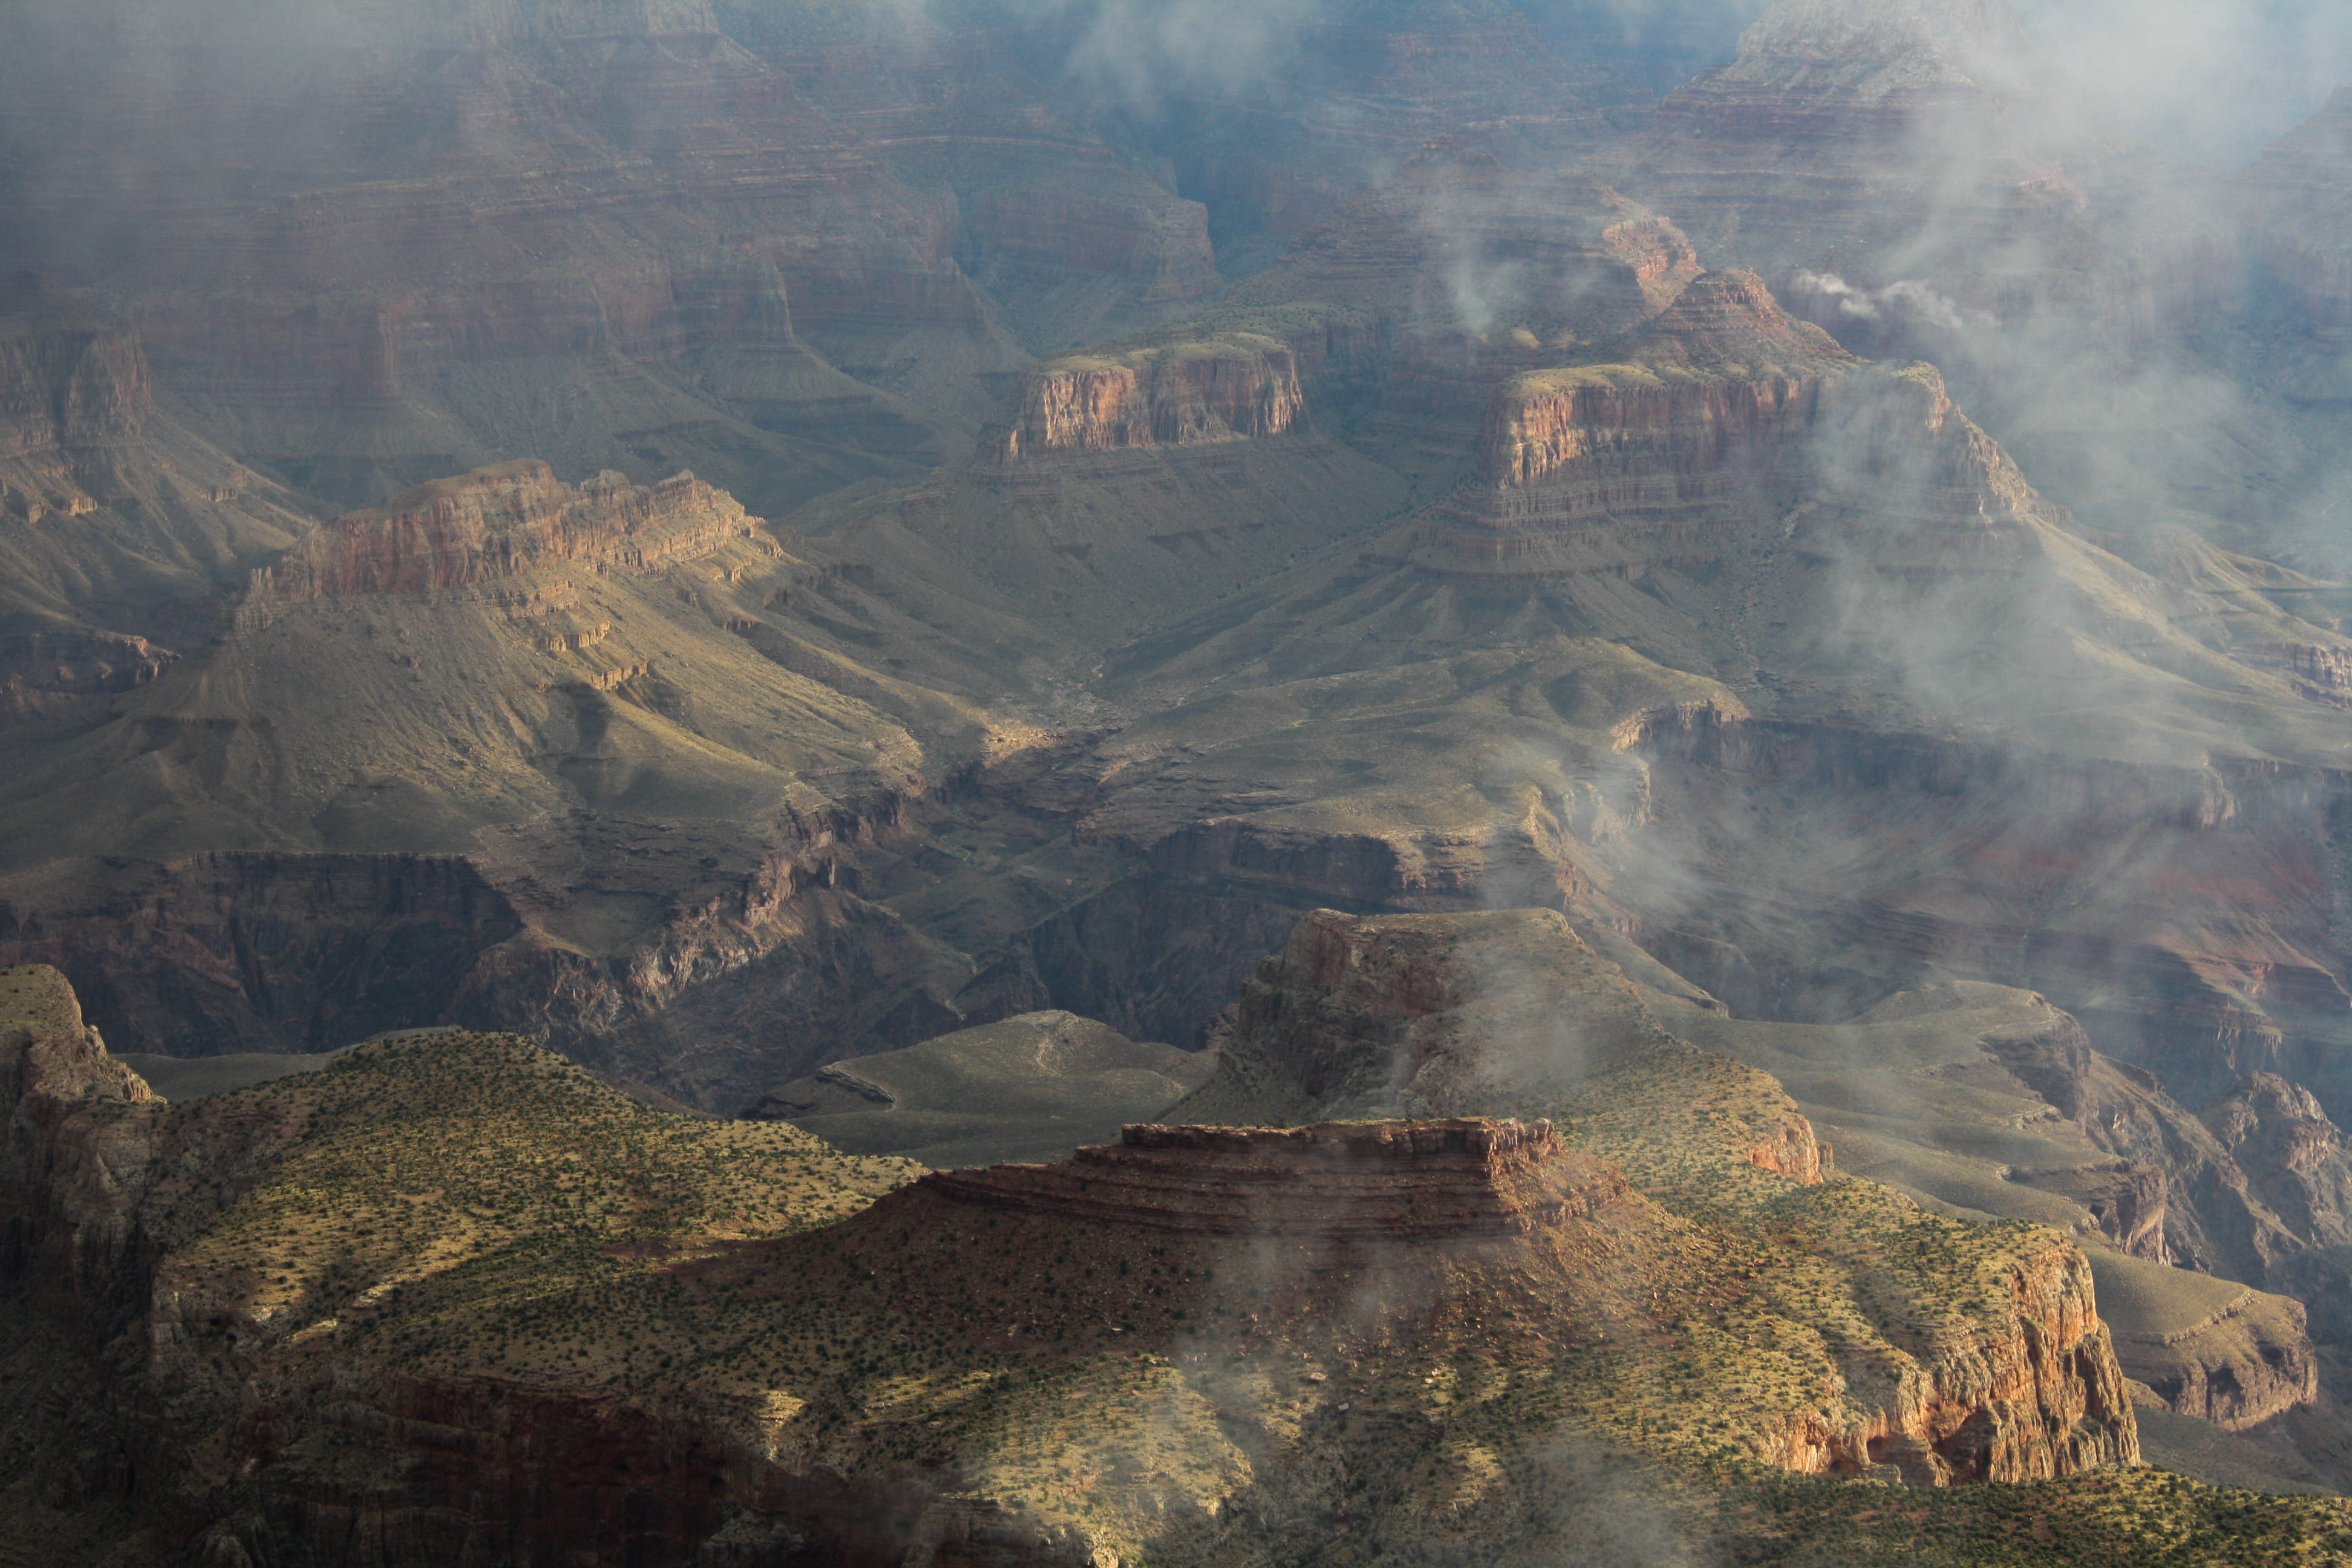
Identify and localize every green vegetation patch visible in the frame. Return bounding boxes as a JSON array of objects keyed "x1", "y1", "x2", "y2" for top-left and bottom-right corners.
[{"x1": 146, "y1": 1030, "x2": 915, "y2": 1386}]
